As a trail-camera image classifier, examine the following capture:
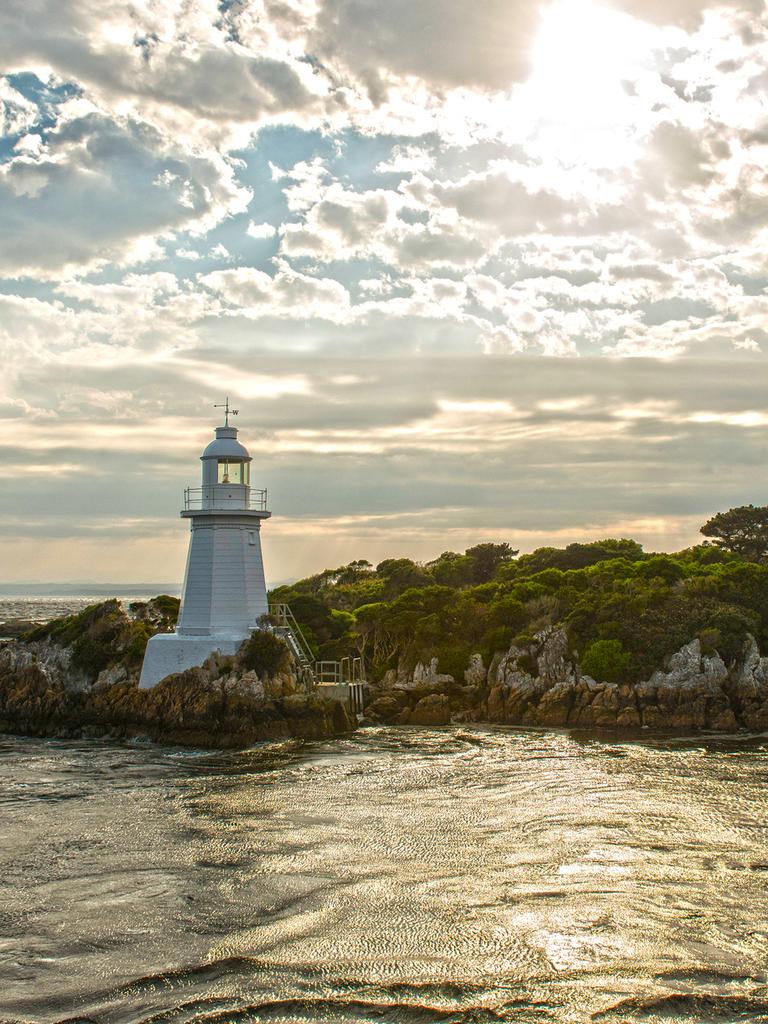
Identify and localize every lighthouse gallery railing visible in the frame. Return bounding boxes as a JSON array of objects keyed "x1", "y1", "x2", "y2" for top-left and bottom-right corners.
[{"x1": 183, "y1": 486, "x2": 268, "y2": 510}]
